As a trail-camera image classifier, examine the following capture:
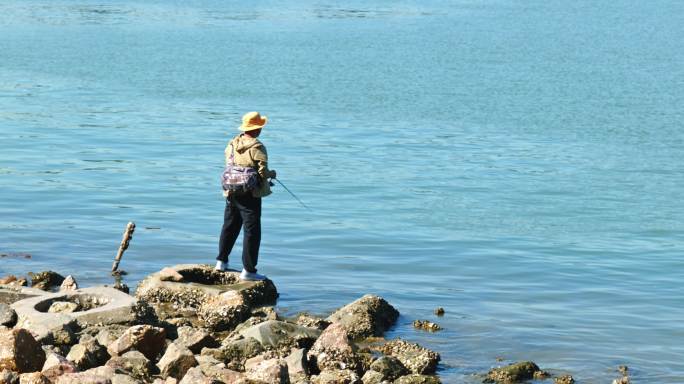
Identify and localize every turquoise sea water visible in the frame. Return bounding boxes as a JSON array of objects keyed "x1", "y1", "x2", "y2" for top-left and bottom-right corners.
[{"x1": 1, "y1": 1, "x2": 683, "y2": 382}]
